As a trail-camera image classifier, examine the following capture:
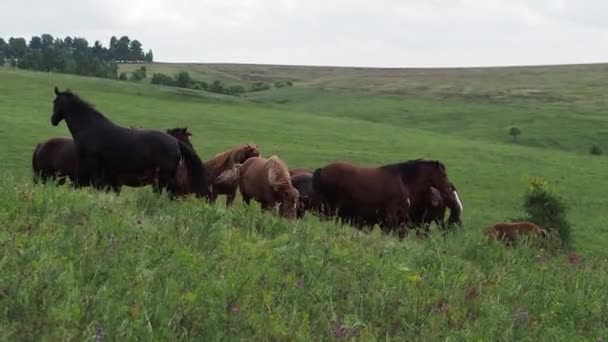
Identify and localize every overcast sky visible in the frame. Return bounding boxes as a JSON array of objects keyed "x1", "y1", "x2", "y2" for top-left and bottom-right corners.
[{"x1": 4, "y1": 0, "x2": 608, "y2": 67}]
